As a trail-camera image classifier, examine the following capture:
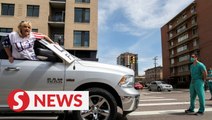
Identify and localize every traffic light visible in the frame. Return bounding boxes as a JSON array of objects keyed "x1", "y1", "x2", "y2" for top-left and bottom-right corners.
[
  {"x1": 130, "y1": 56, "x2": 136, "y2": 64},
  {"x1": 132, "y1": 56, "x2": 135, "y2": 63}
]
